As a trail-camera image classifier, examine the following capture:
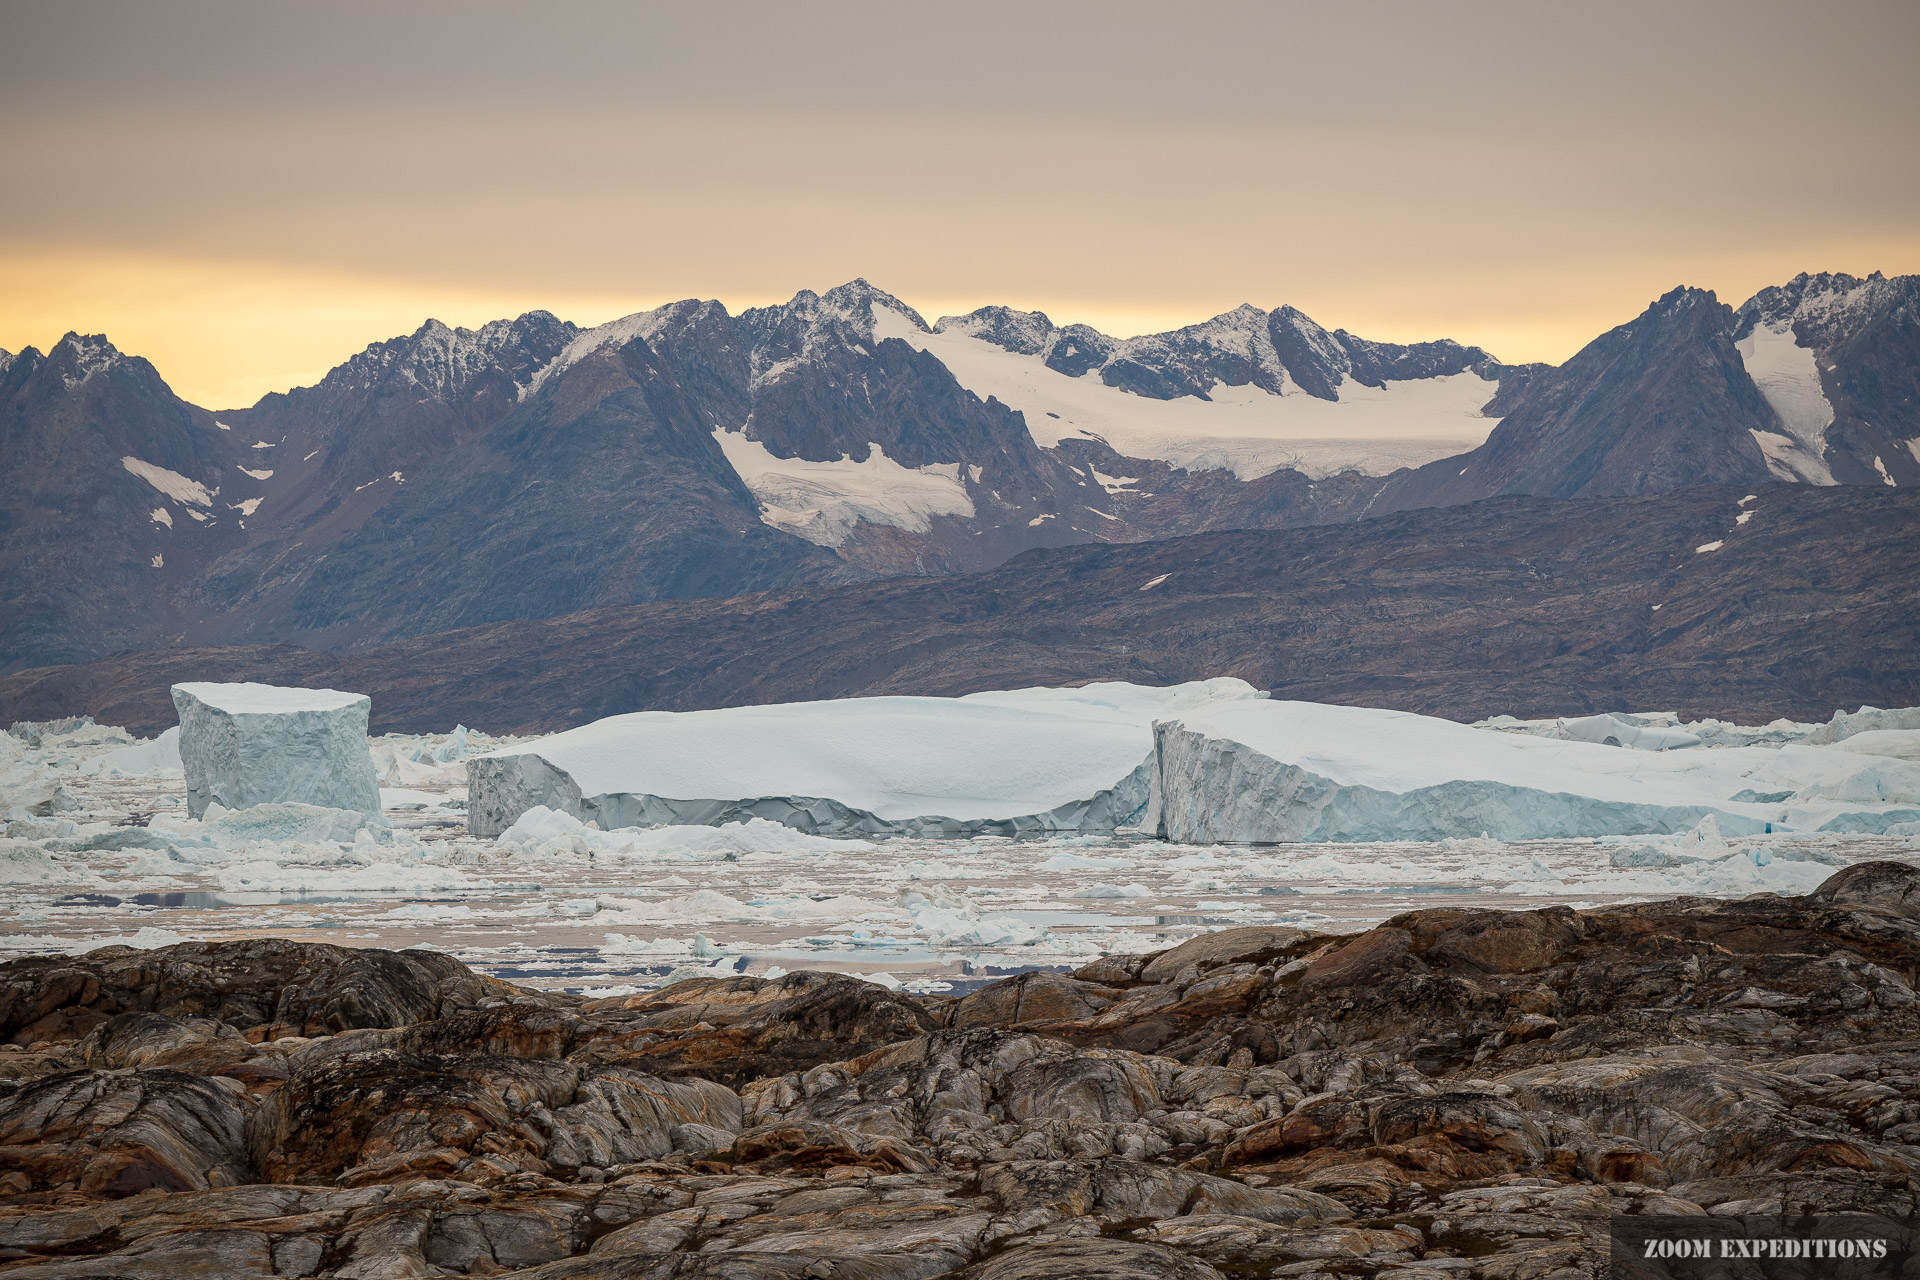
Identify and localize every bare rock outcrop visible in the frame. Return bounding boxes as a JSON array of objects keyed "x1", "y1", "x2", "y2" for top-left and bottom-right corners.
[{"x1": 0, "y1": 861, "x2": 1914, "y2": 1276}]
